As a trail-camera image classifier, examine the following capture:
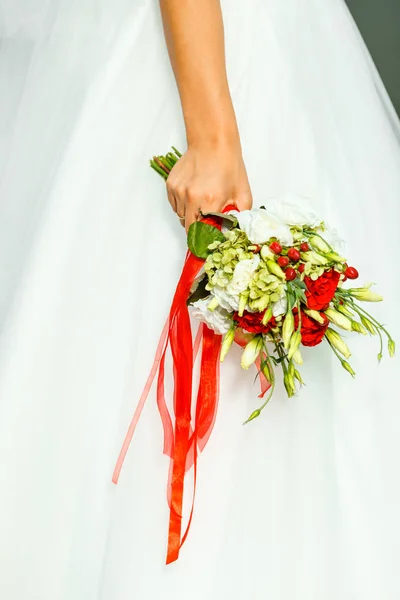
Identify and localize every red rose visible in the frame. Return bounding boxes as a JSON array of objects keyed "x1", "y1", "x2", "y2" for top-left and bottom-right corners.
[
  {"x1": 304, "y1": 269, "x2": 341, "y2": 311},
  {"x1": 294, "y1": 309, "x2": 329, "y2": 347},
  {"x1": 233, "y1": 310, "x2": 276, "y2": 334}
]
